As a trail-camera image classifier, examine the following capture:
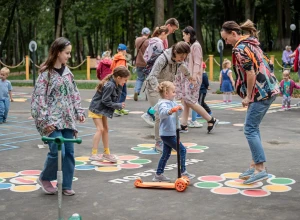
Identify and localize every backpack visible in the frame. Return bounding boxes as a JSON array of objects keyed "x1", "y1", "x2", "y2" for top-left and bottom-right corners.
[
  {"x1": 293, "y1": 45, "x2": 300, "y2": 72},
  {"x1": 142, "y1": 48, "x2": 168, "y2": 76}
]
